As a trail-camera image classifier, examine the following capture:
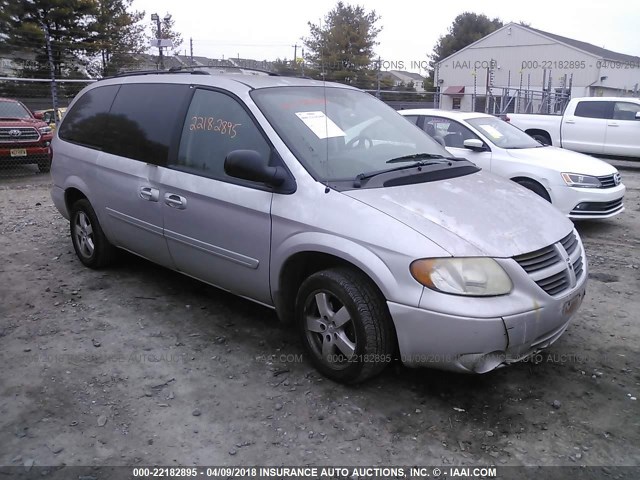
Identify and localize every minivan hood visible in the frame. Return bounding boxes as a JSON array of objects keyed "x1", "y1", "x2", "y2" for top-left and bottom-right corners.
[
  {"x1": 343, "y1": 170, "x2": 573, "y2": 258},
  {"x1": 505, "y1": 146, "x2": 617, "y2": 176}
]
